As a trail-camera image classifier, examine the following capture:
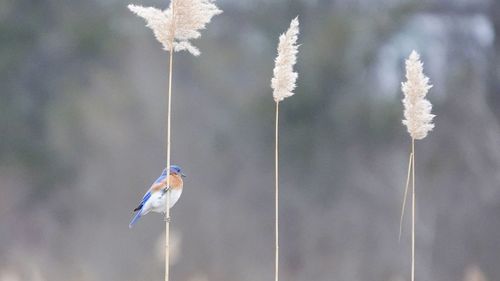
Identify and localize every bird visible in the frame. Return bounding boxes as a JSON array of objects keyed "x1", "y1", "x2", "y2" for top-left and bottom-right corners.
[{"x1": 129, "y1": 165, "x2": 186, "y2": 228}]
